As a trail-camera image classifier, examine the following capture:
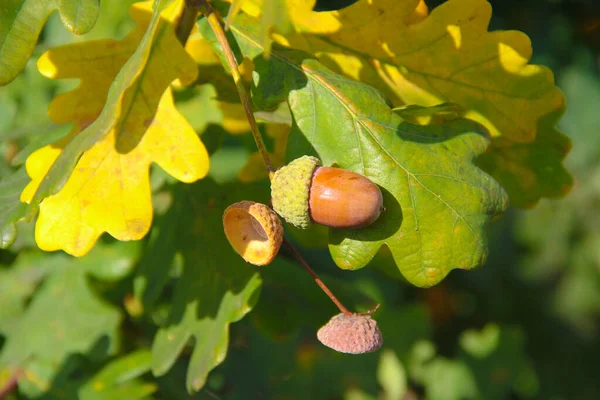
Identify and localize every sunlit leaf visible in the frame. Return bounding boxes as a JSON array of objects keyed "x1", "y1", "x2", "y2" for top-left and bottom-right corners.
[
  {"x1": 185, "y1": 31, "x2": 258, "y2": 135},
  {"x1": 281, "y1": 0, "x2": 563, "y2": 142},
  {"x1": 19, "y1": 0, "x2": 209, "y2": 256}
]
